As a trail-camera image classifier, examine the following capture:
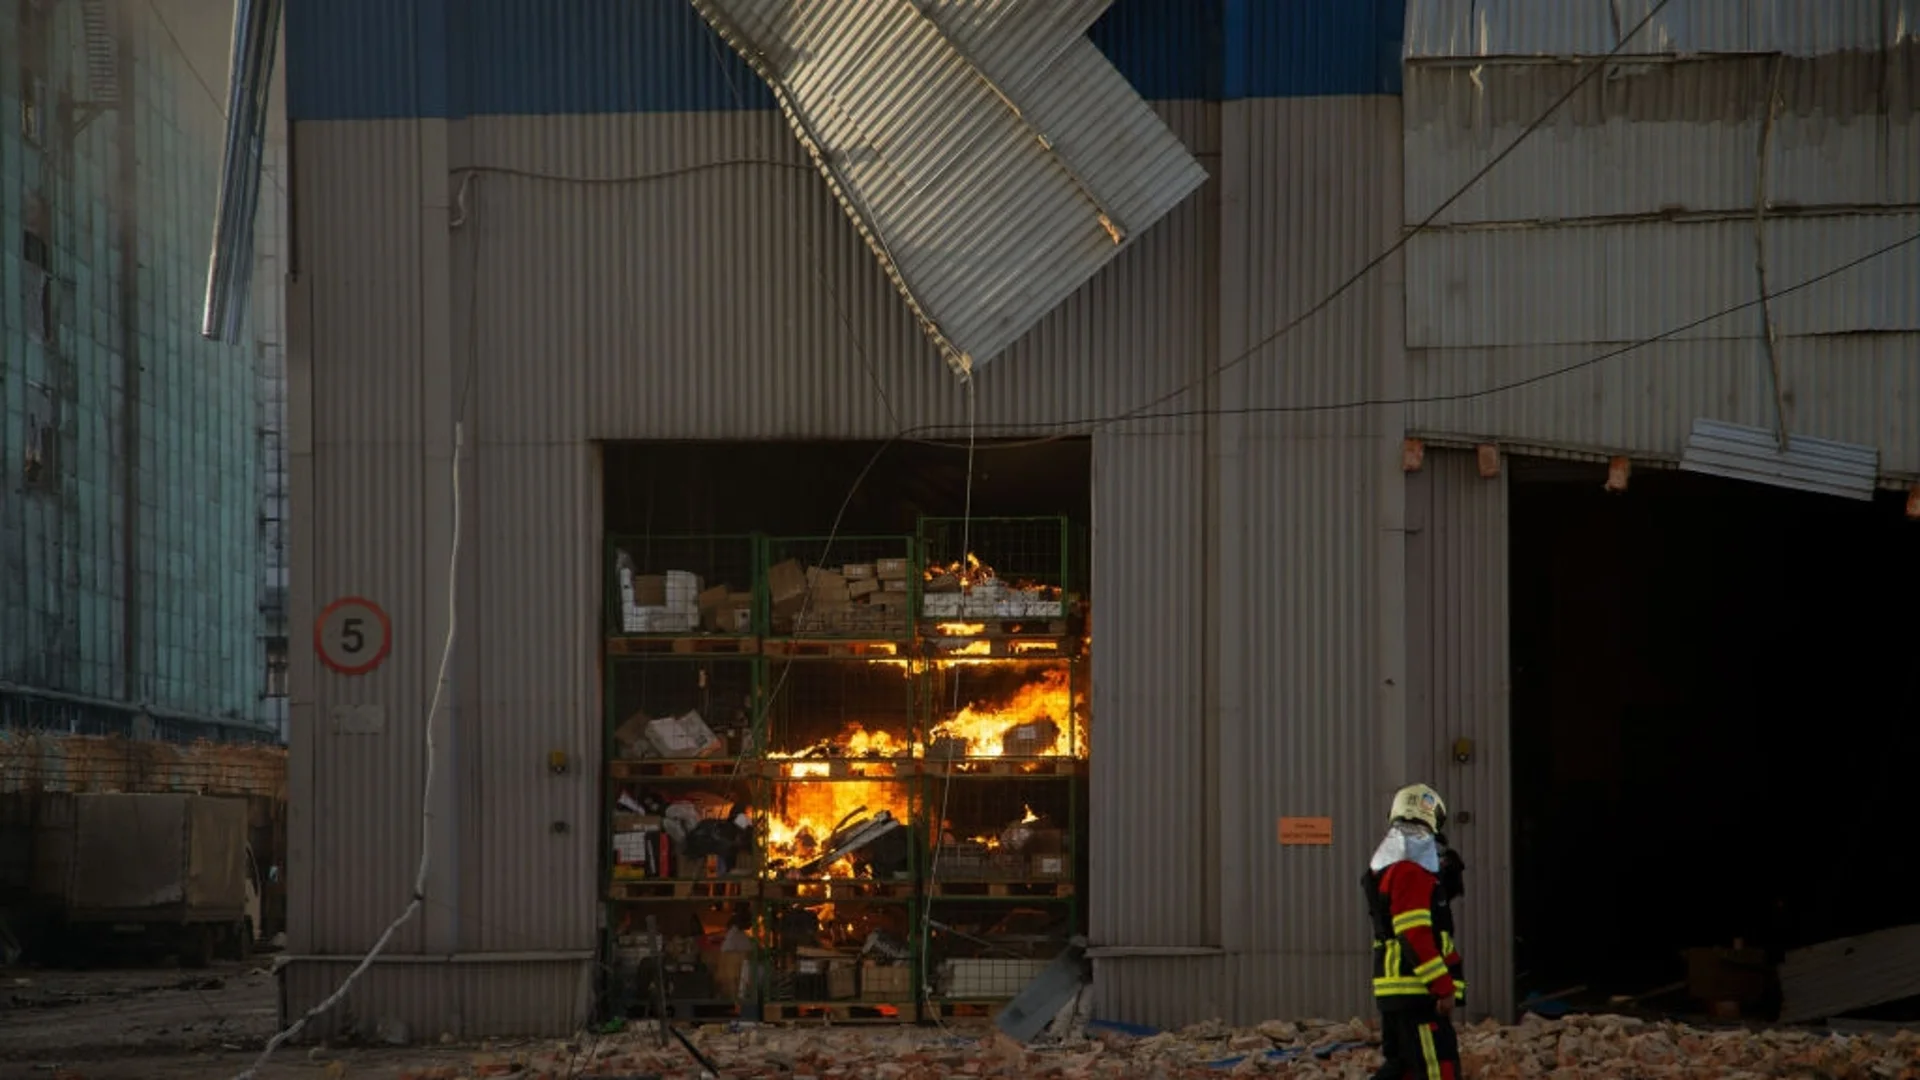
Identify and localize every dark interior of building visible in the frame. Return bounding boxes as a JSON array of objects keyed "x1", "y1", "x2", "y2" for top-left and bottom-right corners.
[{"x1": 1509, "y1": 459, "x2": 1920, "y2": 1007}]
